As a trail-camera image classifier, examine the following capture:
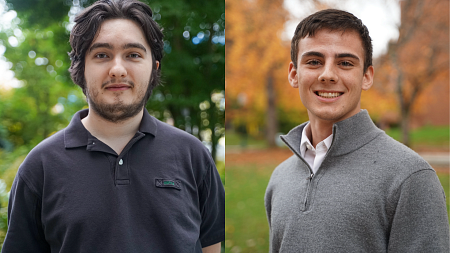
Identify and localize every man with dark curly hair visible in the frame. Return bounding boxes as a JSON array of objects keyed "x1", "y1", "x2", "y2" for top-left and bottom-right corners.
[{"x1": 3, "y1": 1, "x2": 224, "y2": 252}]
